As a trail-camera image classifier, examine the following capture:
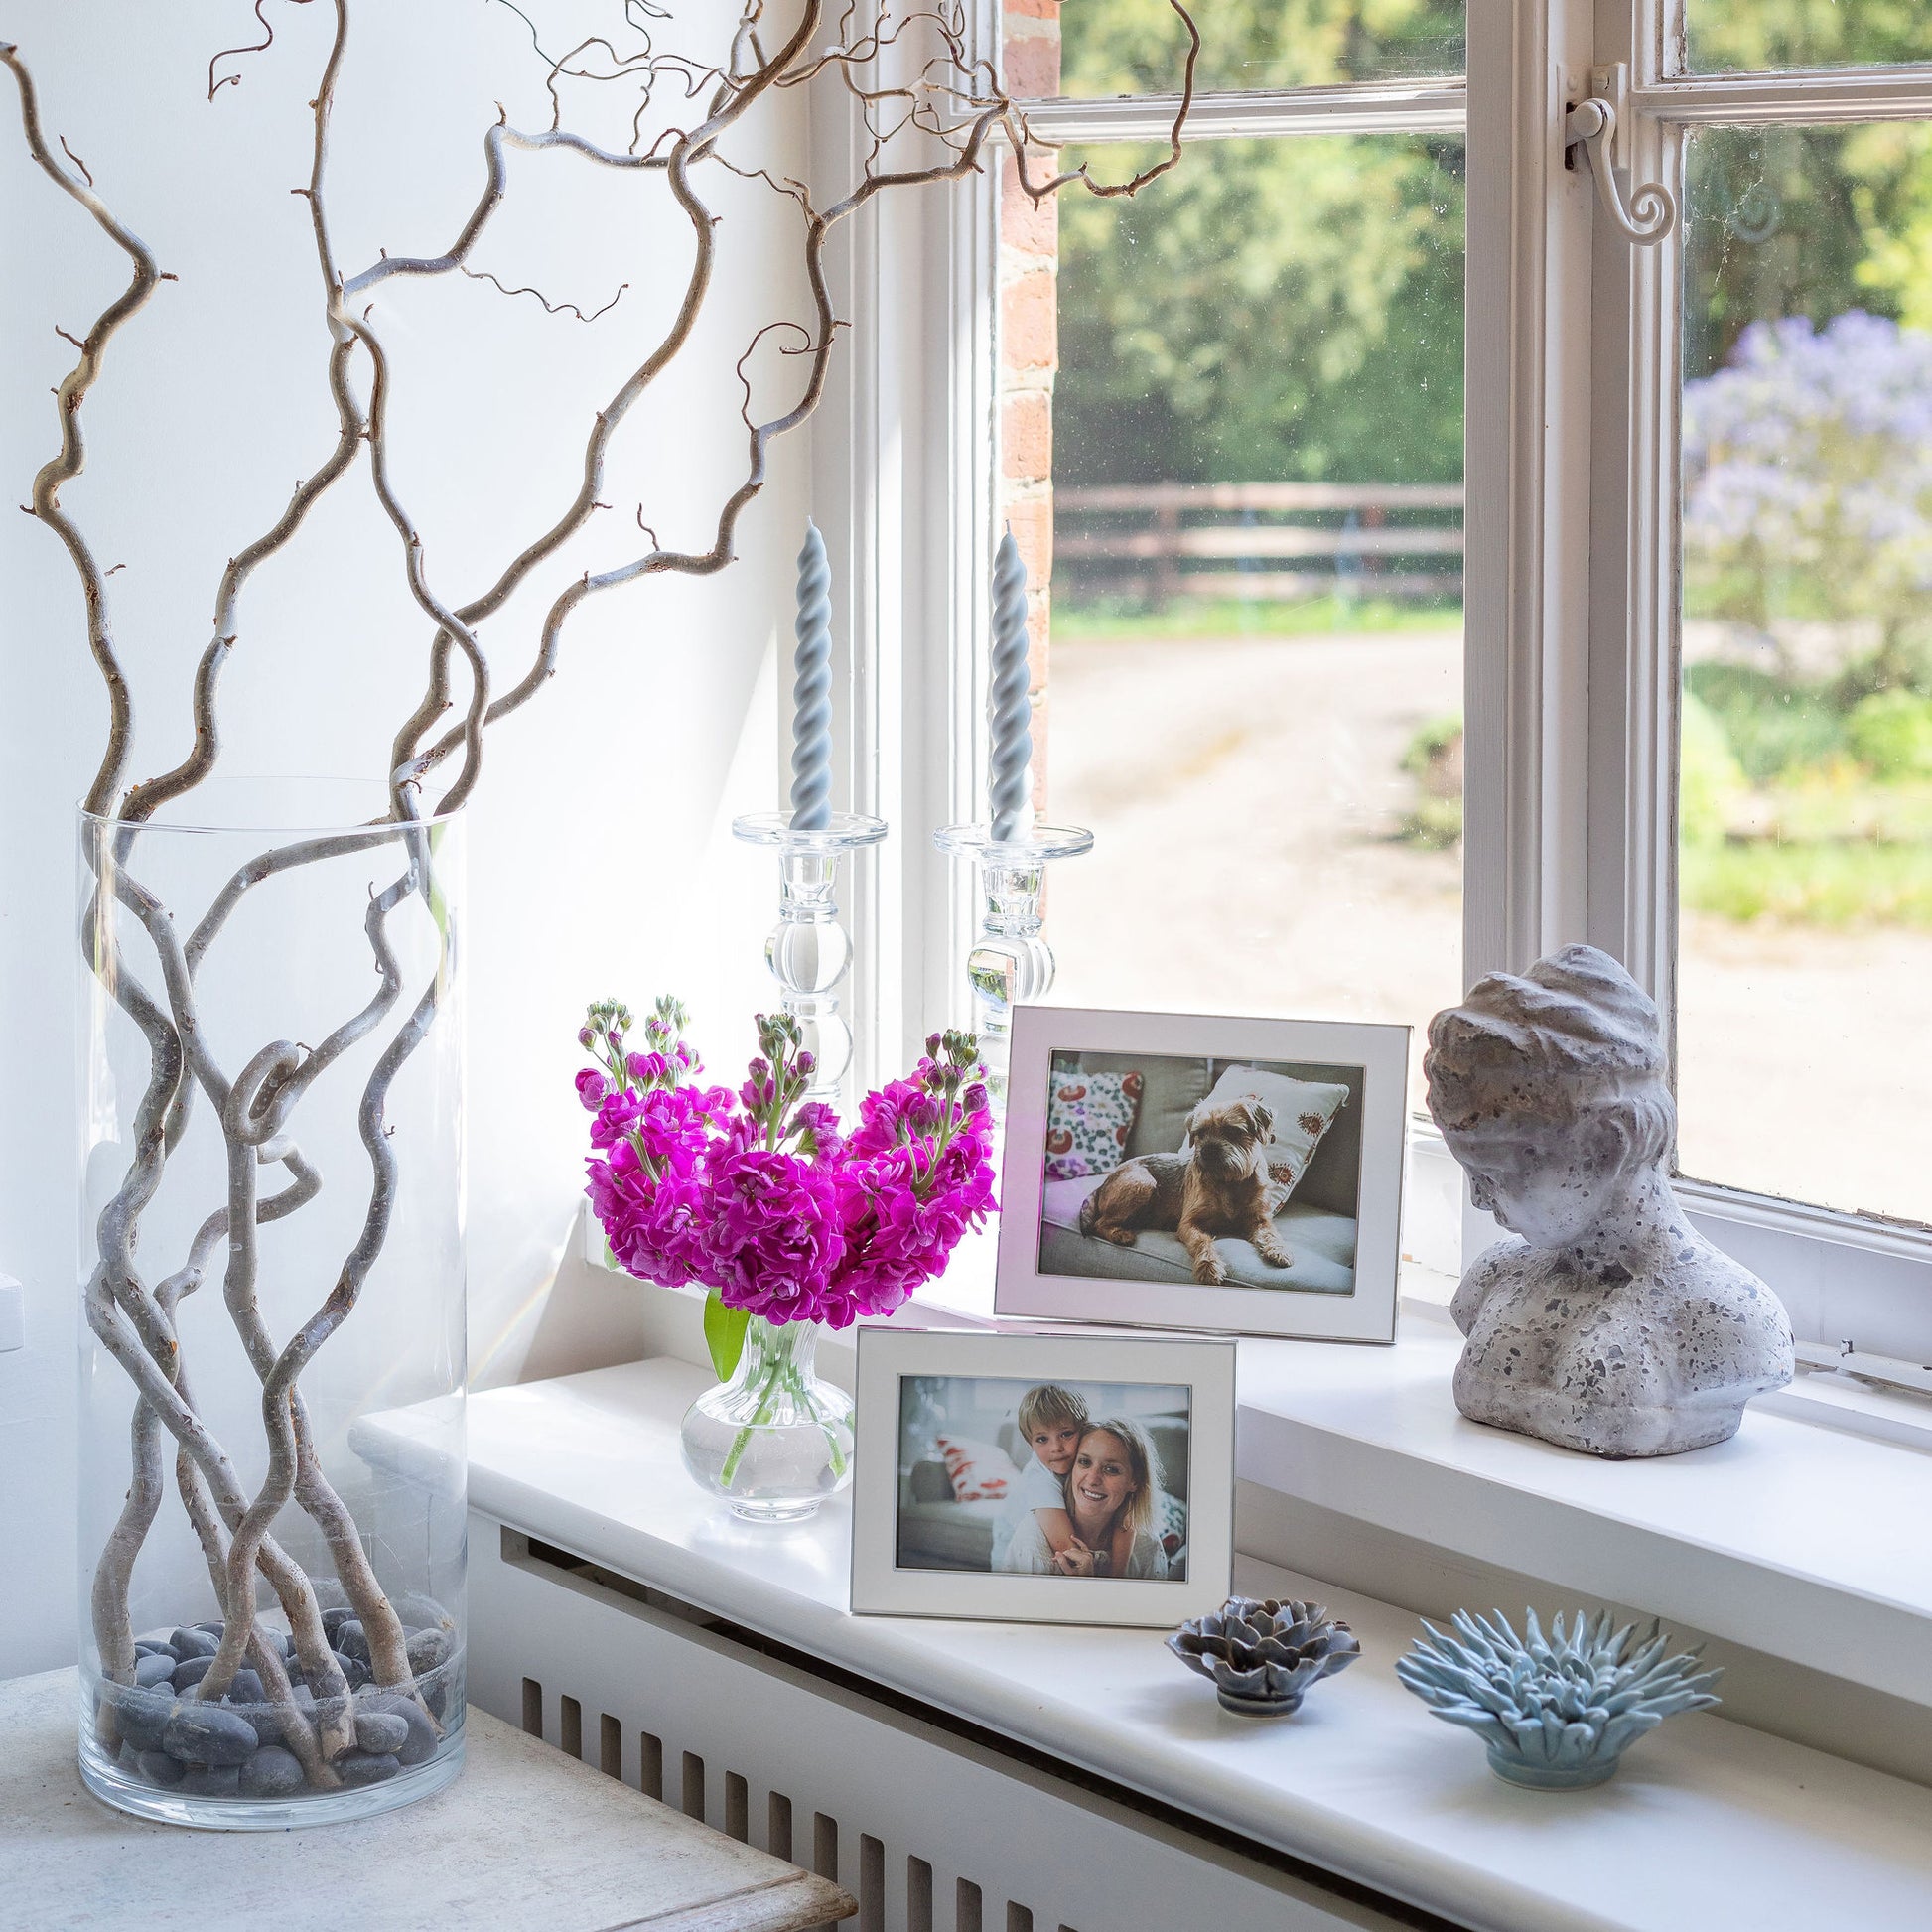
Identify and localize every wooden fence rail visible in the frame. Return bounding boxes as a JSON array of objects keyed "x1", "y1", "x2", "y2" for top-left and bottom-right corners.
[{"x1": 1055, "y1": 481, "x2": 1466, "y2": 603}]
